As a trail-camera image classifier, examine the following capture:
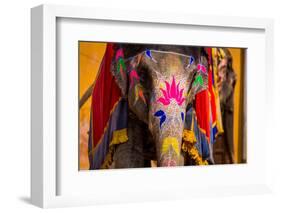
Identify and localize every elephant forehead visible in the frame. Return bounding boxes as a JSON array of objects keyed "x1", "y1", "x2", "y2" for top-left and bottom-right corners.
[
  {"x1": 157, "y1": 54, "x2": 184, "y2": 71},
  {"x1": 140, "y1": 51, "x2": 196, "y2": 94},
  {"x1": 147, "y1": 52, "x2": 187, "y2": 74}
]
